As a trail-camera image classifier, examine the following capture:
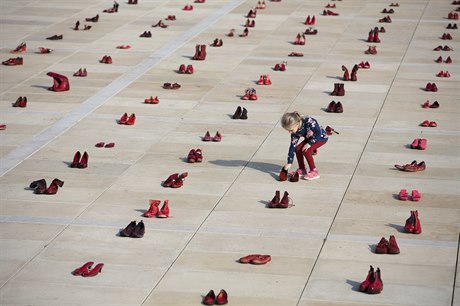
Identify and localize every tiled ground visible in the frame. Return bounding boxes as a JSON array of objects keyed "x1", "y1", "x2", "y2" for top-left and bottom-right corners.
[{"x1": 0, "y1": 0, "x2": 459, "y2": 305}]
